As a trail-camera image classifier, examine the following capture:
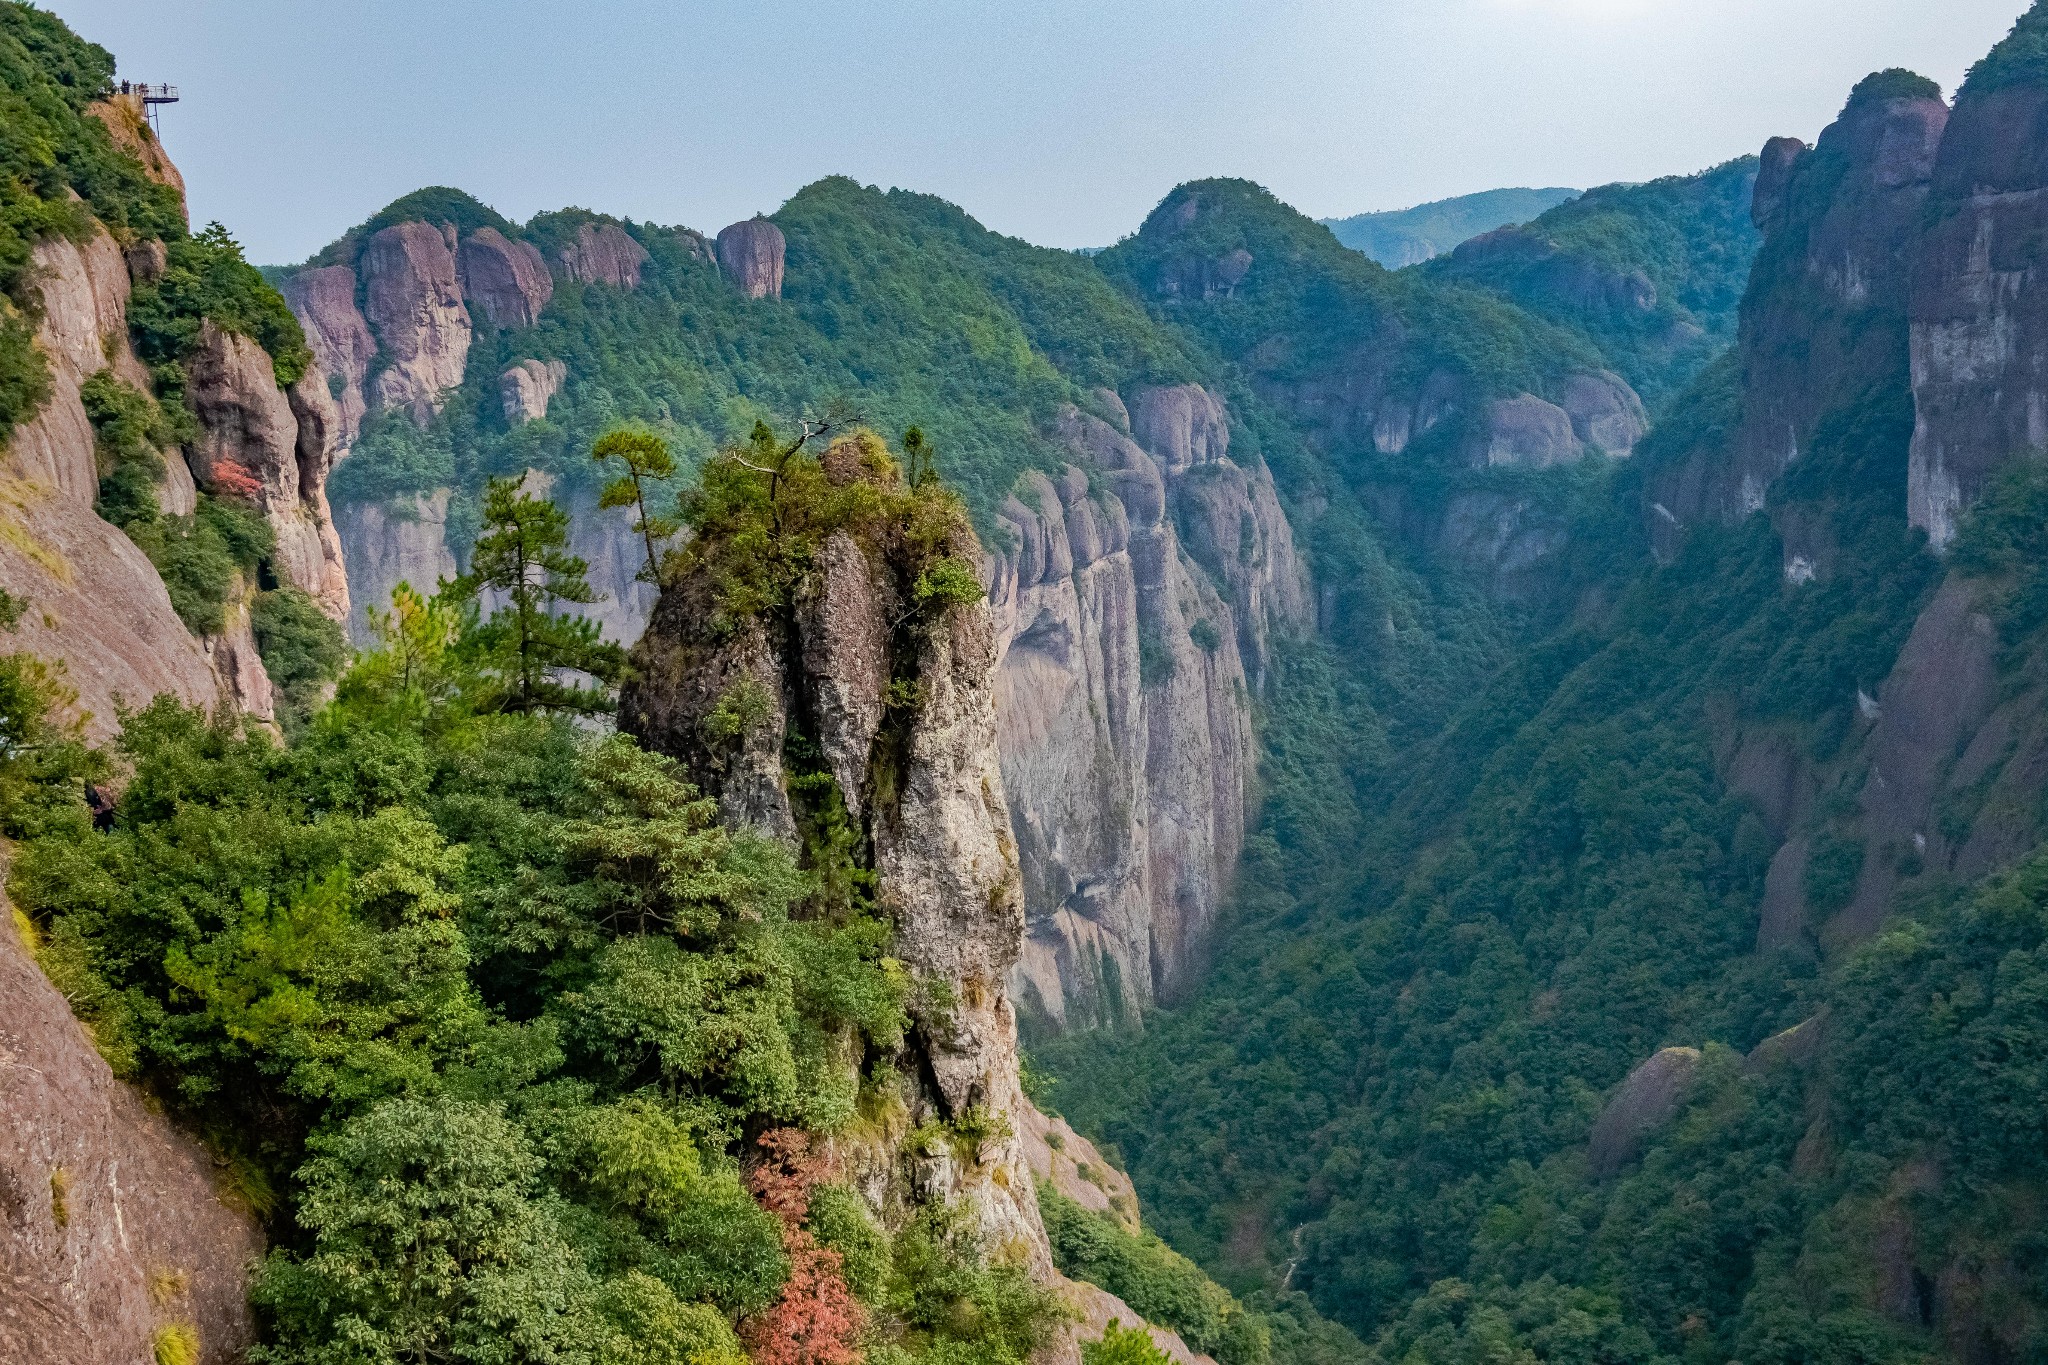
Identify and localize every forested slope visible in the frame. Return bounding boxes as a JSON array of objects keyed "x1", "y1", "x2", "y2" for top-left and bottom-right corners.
[{"x1": 1042, "y1": 15, "x2": 2048, "y2": 1365}]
